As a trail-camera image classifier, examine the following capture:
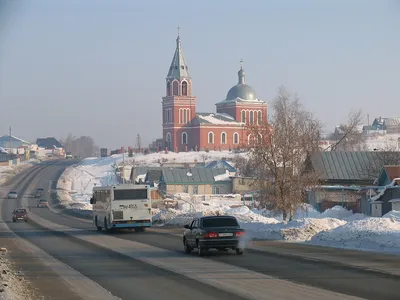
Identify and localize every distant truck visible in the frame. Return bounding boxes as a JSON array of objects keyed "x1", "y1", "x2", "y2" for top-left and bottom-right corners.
[{"x1": 66, "y1": 152, "x2": 73, "y2": 159}]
